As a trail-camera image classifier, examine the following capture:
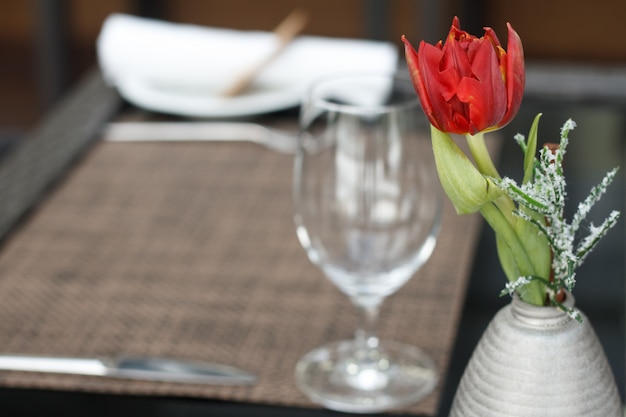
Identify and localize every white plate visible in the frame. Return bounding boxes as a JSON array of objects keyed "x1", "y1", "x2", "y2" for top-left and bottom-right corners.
[{"x1": 116, "y1": 78, "x2": 302, "y2": 118}]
